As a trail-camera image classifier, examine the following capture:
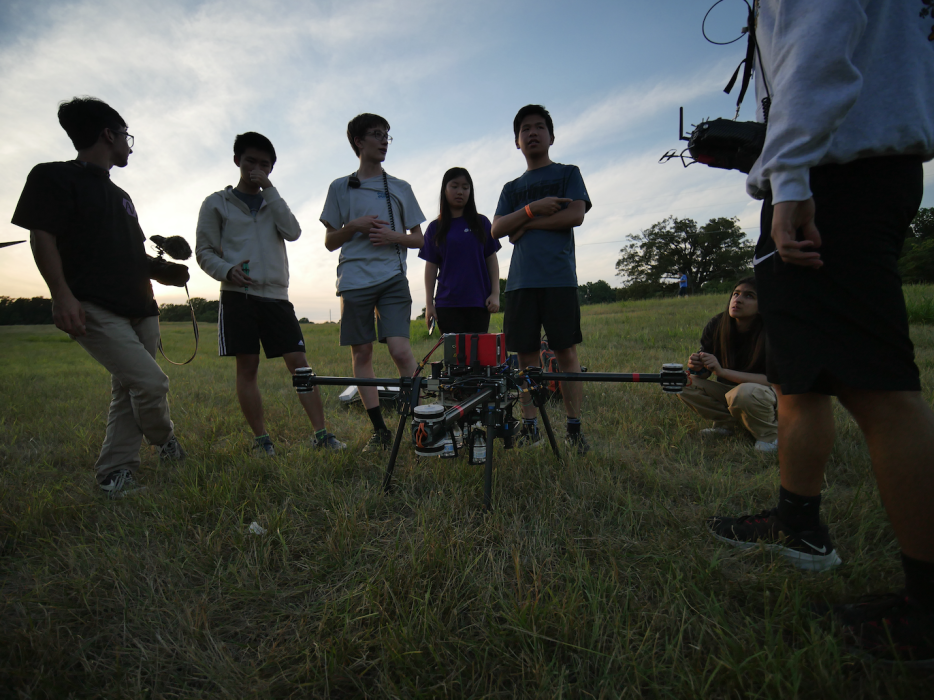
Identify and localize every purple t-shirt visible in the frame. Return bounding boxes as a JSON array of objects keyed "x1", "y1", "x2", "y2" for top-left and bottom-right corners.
[{"x1": 419, "y1": 215, "x2": 501, "y2": 308}]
